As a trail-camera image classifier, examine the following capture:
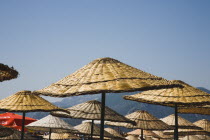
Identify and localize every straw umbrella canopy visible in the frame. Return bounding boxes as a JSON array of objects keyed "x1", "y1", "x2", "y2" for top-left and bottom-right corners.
[
  {"x1": 161, "y1": 114, "x2": 202, "y2": 130},
  {"x1": 104, "y1": 128, "x2": 124, "y2": 139},
  {"x1": 26, "y1": 114, "x2": 77, "y2": 139},
  {"x1": 105, "y1": 110, "x2": 173, "y2": 140},
  {"x1": 180, "y1": 135, "x2": 200, "y2": 140},
  {"x1": 163, "y1": 128, "x2": 210, "y2": 136},
  {"x1": 43, "y1": 132, "x2": 80, "y2": 140},
  {"x1": 51, "y1": 100, "x2": 133, "y2": 140},
  {"x1": 125, "y1": 135, "x2": 139, "y2": 140},
  {"x1": 0, "y1": 63, "x2": 18, "y2": 82},
  {"x1": 196, "y1": 135, "x2": 210, "y2": 140},
  {"x1": 0, "y1": 128, "x2": 36, "y2": 139},
  {"x1": 194, "y1": 119, "x2": 210, "y2": 132},
  {"x1": 123, "y1": 80, "x2": 210, "y2": 140},
  {"x1": 178, "y1": 105, "x2": 210, "y2": 115},
  {"x1": 127, "y1": 129, "x2": 162, "y2": 139},
  {"x1": 0, "y1": 125, "x2": 14, "y2": 138},
  {"x1": 74, "y1": 122, "x2": 113, "y2": 138},
  {"x1": 0, "y1": 90, "x2": 65, "y2": 140},
  {"x1": 152, "y1": 131, "x2": 173, "y2": 140},
  {"x1": 34, "y1": 57, "x2": 180, "y2": 140}
]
